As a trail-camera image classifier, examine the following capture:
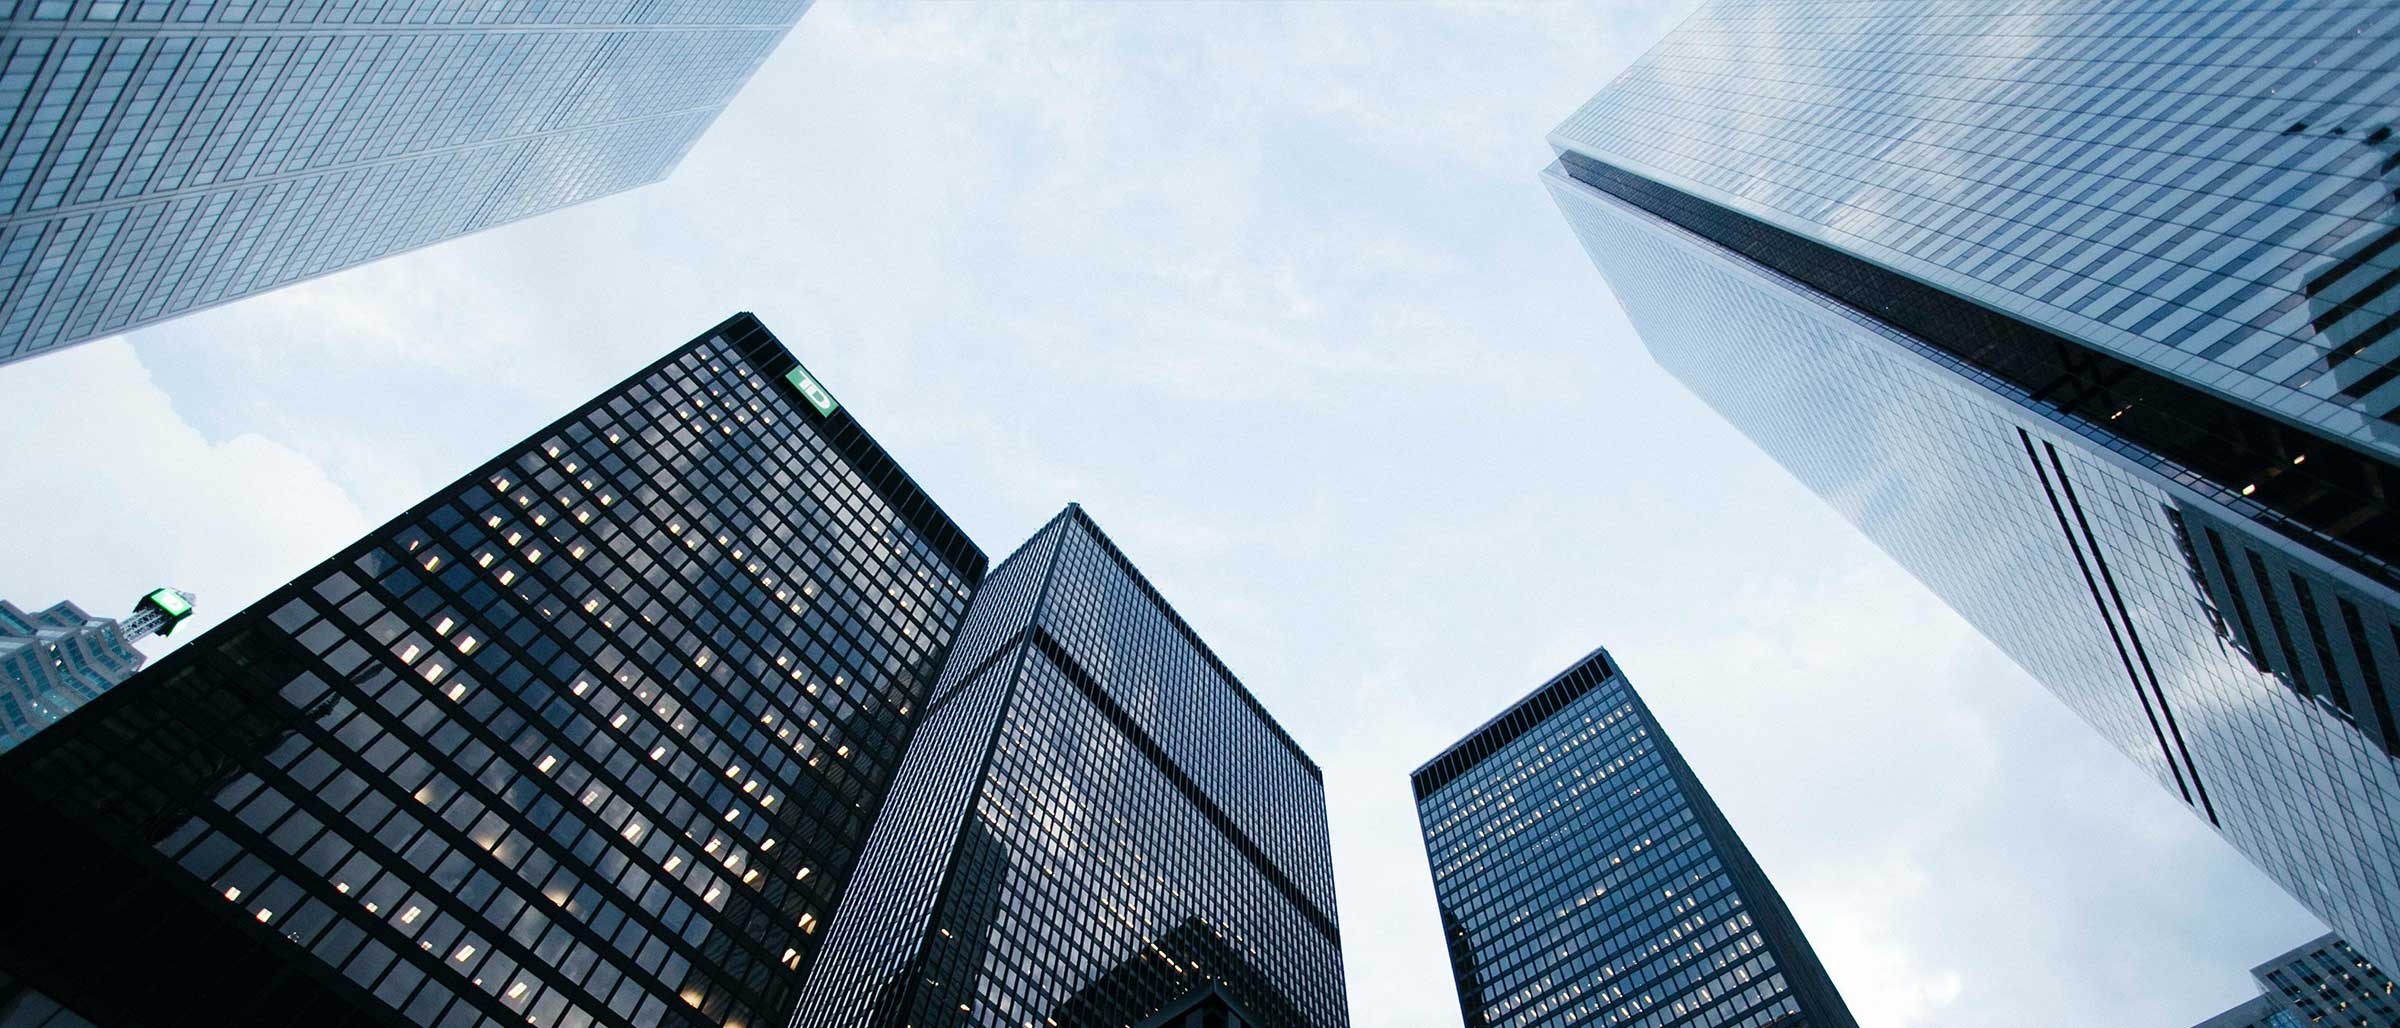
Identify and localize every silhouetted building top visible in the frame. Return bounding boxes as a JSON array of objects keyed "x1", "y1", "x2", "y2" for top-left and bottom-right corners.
[
  {"x1": 1548, "y1": 0, "x2": 2400, "y2": 971},
  {"x1": 1414, "y1": 648, "x2": 1857, "y2": 1028},
  {"x1": 793, "y1": 506, "x2": 1347, "y2": 1028},
  {"x1": 0, "y1": 313, "x2": 984, "y2": 1028}
]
